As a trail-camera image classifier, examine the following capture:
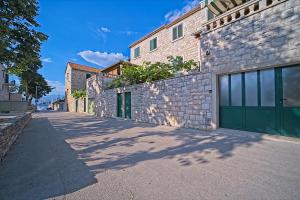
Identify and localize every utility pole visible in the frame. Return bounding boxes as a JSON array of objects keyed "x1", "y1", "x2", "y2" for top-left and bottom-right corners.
[{"x1": 35, "y1": 86, "x2": 38, "y2": 106}]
